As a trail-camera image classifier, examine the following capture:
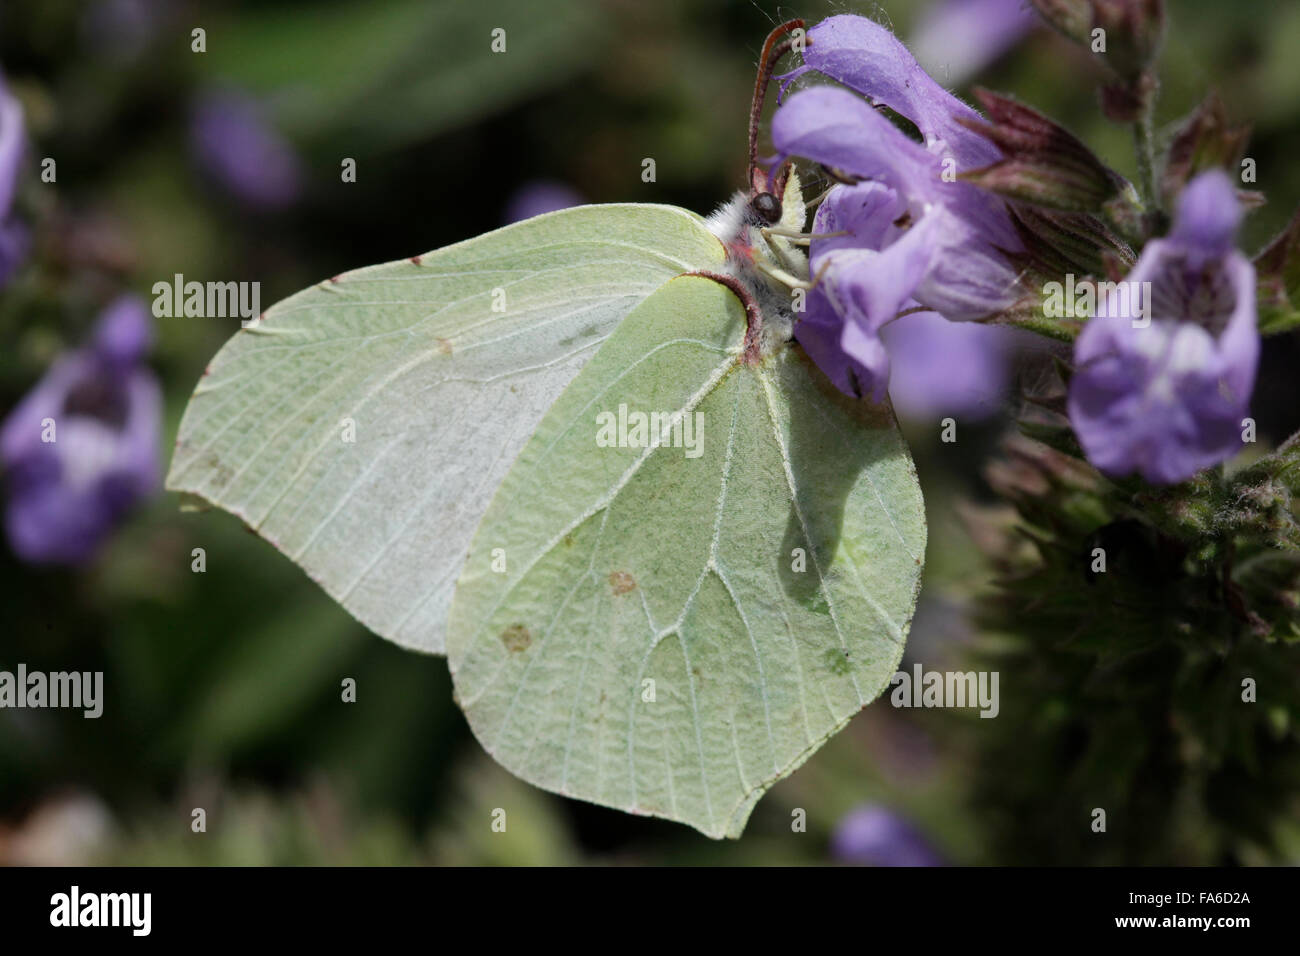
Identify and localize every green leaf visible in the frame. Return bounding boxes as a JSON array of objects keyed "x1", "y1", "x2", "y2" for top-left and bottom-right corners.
[
  {"x1": 1159, "y1": 93, "x2": 1251, "y2": 210},
  {"x1": 446, "y1": 275, "x2": 926, "y2": 838},
  {"x1": 1256, "y1": 207, "x2": 1300, "y2": 336},
  {"x1": 166, "y1": 205, "x2": 724, "y2": 654},
  {"x1": 958, "y1": 89, "x2": 1126, "y2": 214}
]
